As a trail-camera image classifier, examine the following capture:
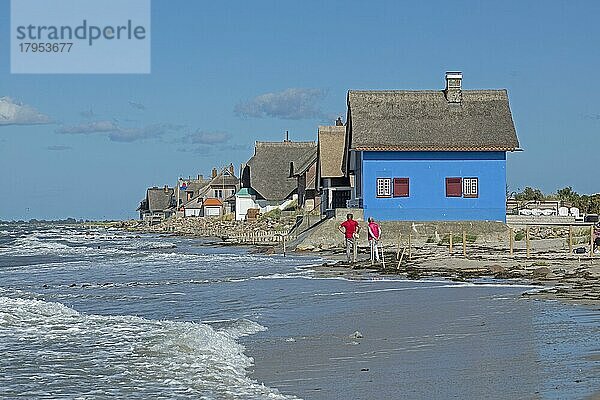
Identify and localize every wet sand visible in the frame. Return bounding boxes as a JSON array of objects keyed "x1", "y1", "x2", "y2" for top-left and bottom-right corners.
[{"x1": 243, "y1": 271, "x2": 600, "y2": 400}]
